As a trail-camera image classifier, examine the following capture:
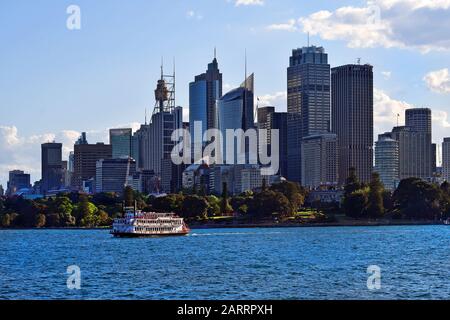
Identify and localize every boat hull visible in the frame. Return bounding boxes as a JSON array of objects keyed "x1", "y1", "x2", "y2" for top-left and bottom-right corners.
[{"x1": 111, "y1": 231, "x2": 189, "y2": 238}]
